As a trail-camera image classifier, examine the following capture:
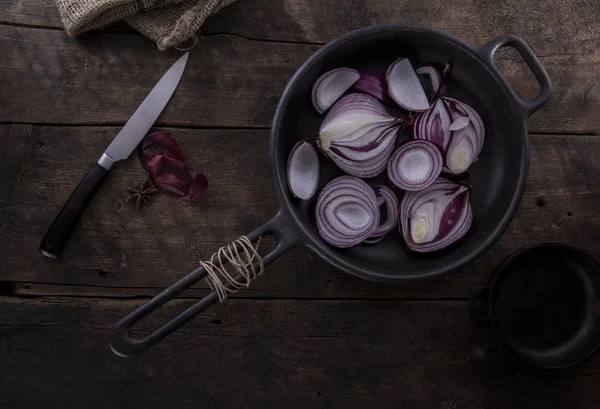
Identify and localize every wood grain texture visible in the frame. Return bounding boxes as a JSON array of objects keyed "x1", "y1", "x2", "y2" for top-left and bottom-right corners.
[
  {"x1": 2, "y1": 1, "x2": 600, "y2": 405},
  {"x1": 1, "y1": 296, "x2": 599, "y2": 409},
  {"x1": 0, "y1": 26, "x2": 312, "y2": 128},
  {"x1": 1, "y1": 23, "x2": 600, "y2": 134},
  {"x1": 4, "y1": 0, "x2": 600, "y2": 55},
  {"x1": 2, "y1": 124, "x2": 600, "y2": 299},
  {"x1": 0, "y1": 0, "x2": 61, "y2": 27}
]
